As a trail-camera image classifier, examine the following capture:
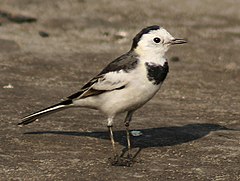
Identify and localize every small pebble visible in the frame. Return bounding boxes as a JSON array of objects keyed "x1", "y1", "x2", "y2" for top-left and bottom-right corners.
[
  {"x1": 39, "y1": 31, "x2": 49, "y2": 38},
  {"x1": 131, "y1": 130, "x2": 143, "y2": 137},
  {"x1": 170, "y1": 56, "x2": 180, "y2": 62},
  {"x1": 3, "y1": 84, "x2": 14, "y2": 89},
  {"x1": 114, "y1": 31, "x2": 128, "y2": 40}
]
